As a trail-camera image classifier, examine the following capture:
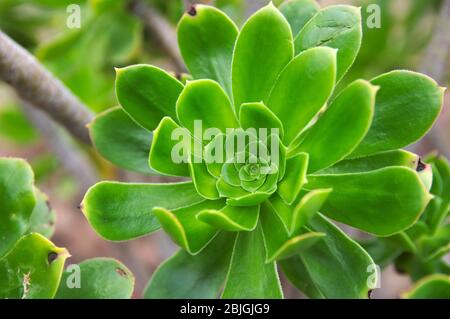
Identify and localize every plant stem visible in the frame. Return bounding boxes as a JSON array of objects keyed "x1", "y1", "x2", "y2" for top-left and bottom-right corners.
[
  {"x1": 129, "y1": 0, "x2": 186, "y2": 72},
  {"x1": 21, "y1": 101, "x2": 98, "y2": 193},
  {"x1": 0, "y1": 30, "x2": 94, "y2": 144}
]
